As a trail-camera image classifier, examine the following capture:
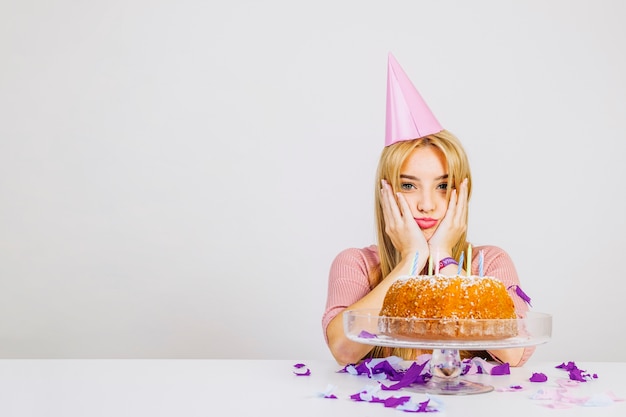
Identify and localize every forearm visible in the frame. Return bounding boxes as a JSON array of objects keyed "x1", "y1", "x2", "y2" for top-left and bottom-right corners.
[{"x1": 326, "y1": 256, "x2": 419, "y2": 365}]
